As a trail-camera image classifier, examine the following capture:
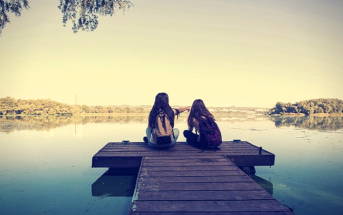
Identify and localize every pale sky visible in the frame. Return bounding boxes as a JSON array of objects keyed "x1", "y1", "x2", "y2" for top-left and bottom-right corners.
[{"x1": 1, "y1": 0, "x2": 342, "y2": 108}]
